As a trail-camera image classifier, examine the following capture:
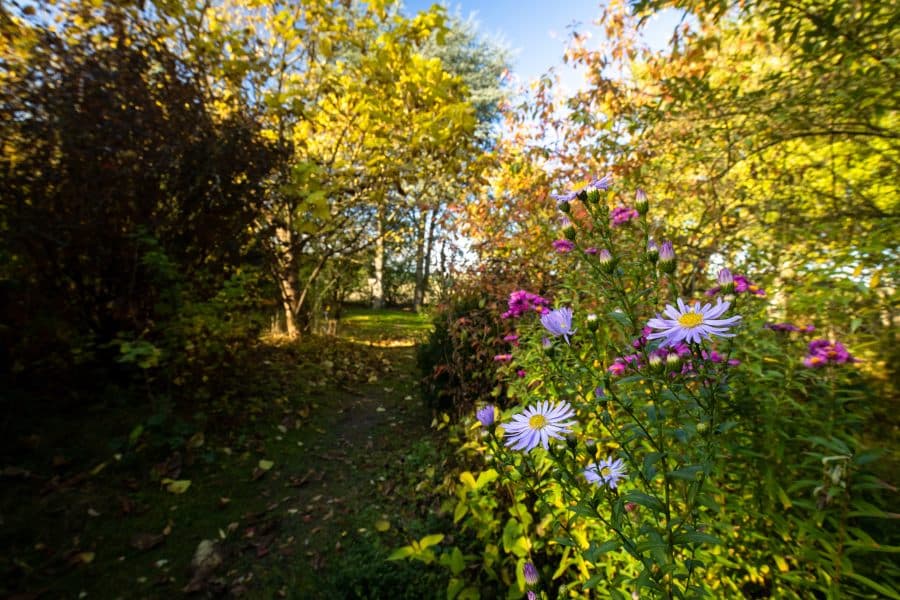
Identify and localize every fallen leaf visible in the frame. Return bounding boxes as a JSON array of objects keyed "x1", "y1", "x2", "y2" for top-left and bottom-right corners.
[
  {"x1": 374, "y1": 519, "x2": 390, "y2": 532},
  {"x1": 130, "y1": 533, "x2": 165, "y2": 552},
  {"x1": 258, "y1": 459, "x2": 274, "y2": 471},
  {"x1": 161, "y1": 479, "x2": 191, "y2": 494}
]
